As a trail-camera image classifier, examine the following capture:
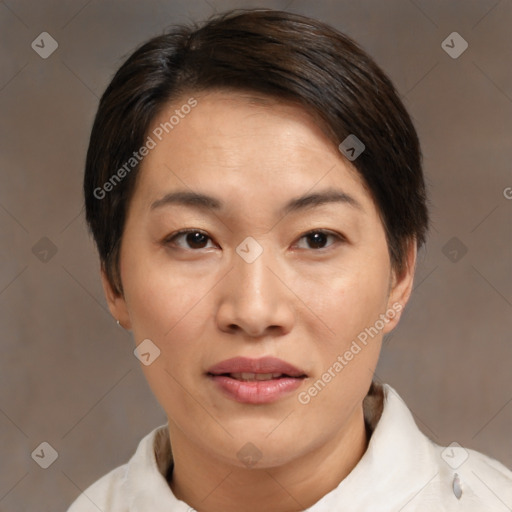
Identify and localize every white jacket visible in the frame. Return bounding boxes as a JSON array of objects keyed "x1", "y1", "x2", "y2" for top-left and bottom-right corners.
[{"x1": 67, "y1": 383, "x2": 512, "y2": 511}]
